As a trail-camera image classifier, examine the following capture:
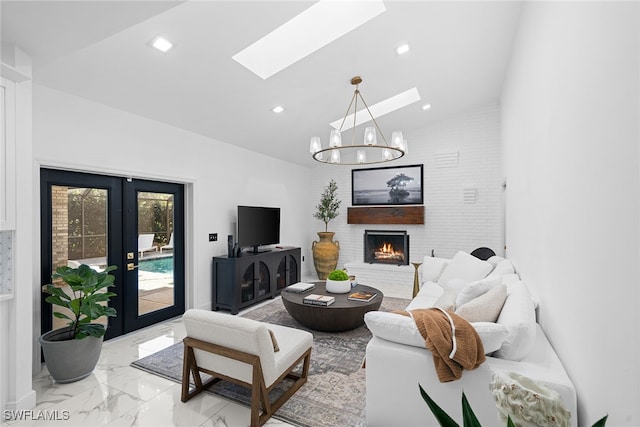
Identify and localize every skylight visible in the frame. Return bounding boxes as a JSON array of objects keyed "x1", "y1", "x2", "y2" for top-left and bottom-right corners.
[
  {"x1": 329, "y1": 87, "x2": 421, "y2": 131},
  {"x1": 232, "y1": 1, "x2": 386, "y2": 79}
]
